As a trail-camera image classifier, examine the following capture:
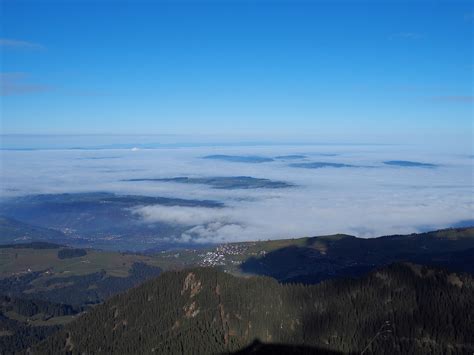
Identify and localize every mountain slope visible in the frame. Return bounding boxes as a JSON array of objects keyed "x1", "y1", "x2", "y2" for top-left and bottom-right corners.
[
  {"x1": 239, "y1": 227, "x2": 474, "y2": 283},
  {"x1": 32, "y1": 263, "x2": 474, "y2": 354}
]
